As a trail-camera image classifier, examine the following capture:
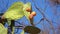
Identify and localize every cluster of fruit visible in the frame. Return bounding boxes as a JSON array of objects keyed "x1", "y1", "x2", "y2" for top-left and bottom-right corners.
[{"x1": 26, "y1": 7, "x2": 36, "y2": 19}]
